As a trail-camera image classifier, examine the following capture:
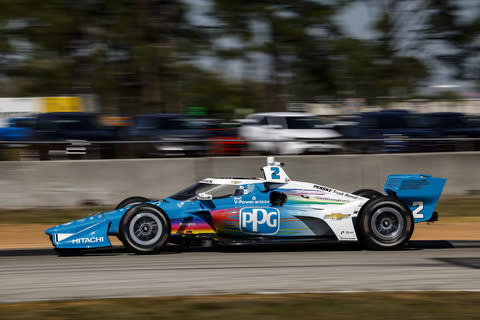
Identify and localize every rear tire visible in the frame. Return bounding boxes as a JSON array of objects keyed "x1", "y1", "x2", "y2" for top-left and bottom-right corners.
[
  {"x1": 352, "y1": 189, "x2": 383, "y2": 199},
  {"x1": 356, "y1": 196, "x2": 414, "y2": 250},
  {"x1": 120, "y1": 204, "x2": 170, "y2": 254}
]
